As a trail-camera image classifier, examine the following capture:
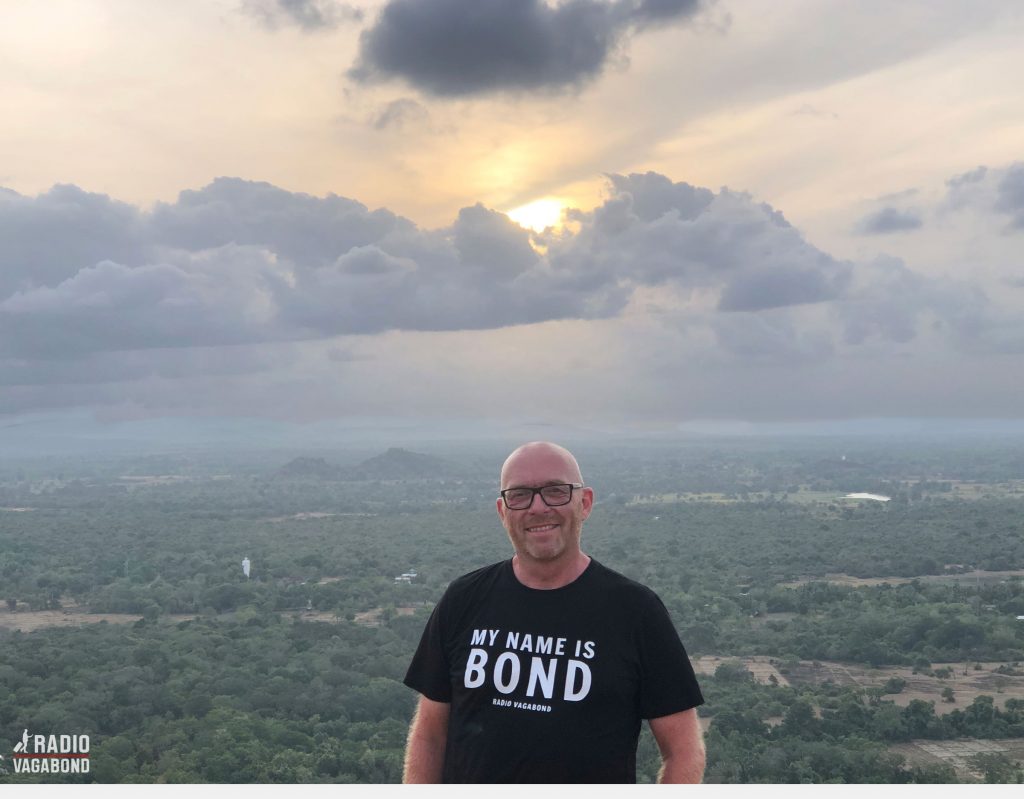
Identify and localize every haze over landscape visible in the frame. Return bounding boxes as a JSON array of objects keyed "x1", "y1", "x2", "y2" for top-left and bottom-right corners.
[{"x1": 2, "y1": 0, "x2": 1023, "y2": 444}]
